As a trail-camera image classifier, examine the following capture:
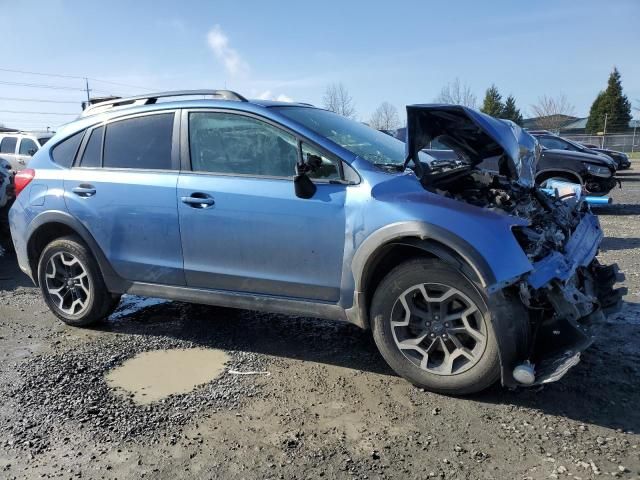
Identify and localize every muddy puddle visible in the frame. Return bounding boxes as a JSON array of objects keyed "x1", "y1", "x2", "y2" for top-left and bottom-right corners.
[{"x1": 106, "y1": 348, "x2": 230, "y2": 404}]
